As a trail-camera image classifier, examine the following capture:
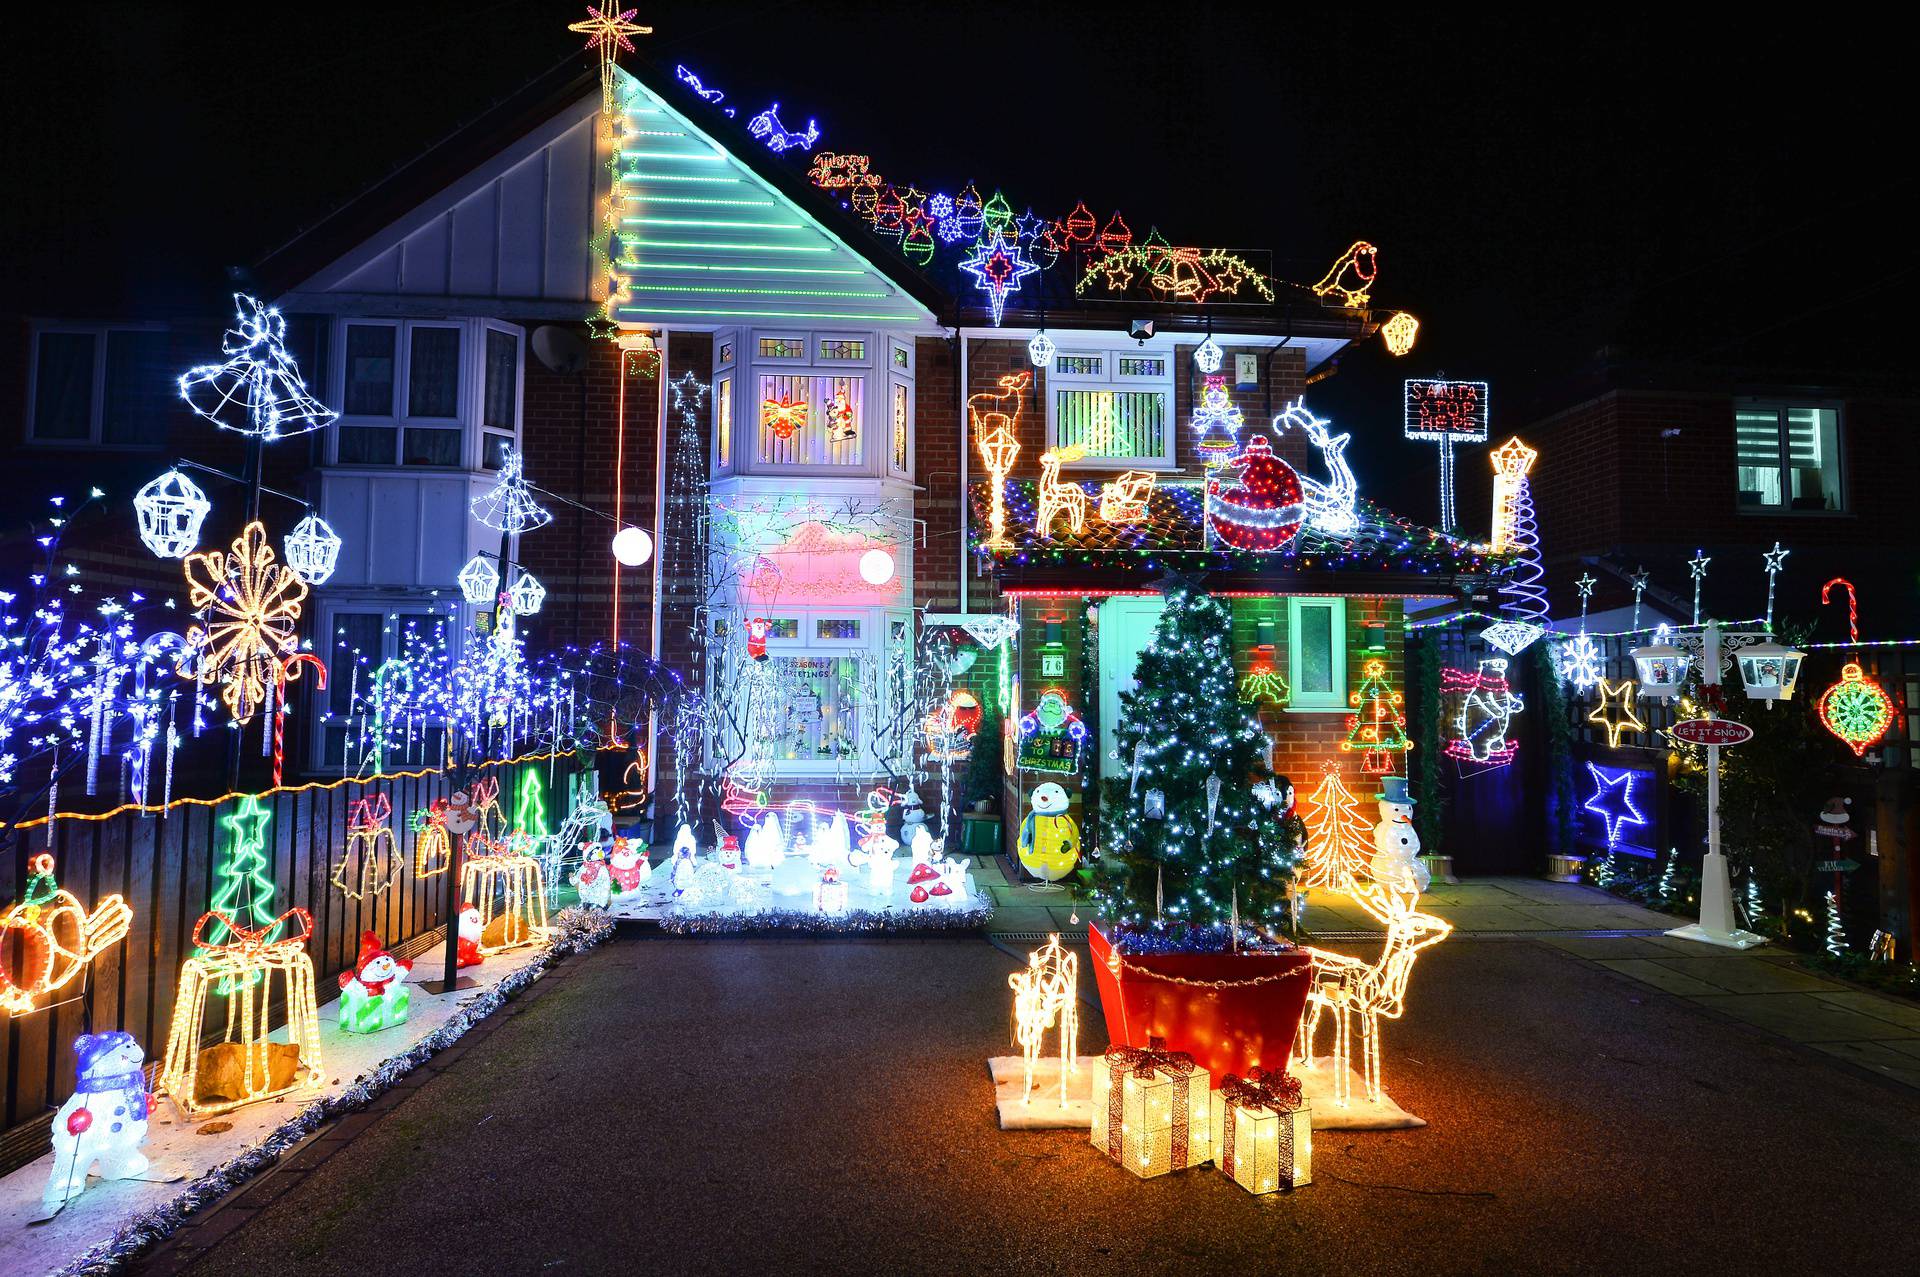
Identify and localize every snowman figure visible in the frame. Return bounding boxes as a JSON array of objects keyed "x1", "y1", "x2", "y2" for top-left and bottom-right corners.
[
  {"x1": 897, "y1": 790, "x2": 928, "y2": 849},
  {"x1": 337, "y1": 931, "x2": 414, "y2": 1034},
  {"x1": 573, "y1": 843, "x2": 613, "y2": 908},
  {"x1": 1370, "y1": 775, "x2": 1429, "y2": 894},
  {"x1": 43, "y1": 1032, "x2": 151, "y2": 1209},
  {"x1": 1017, "y1": 782, "x2": 1080, "y2": 887}
]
